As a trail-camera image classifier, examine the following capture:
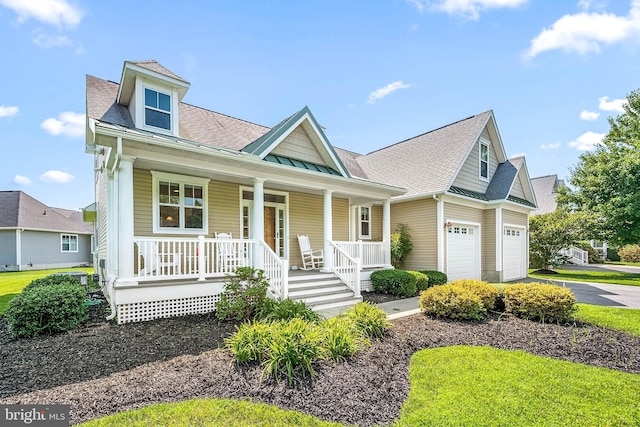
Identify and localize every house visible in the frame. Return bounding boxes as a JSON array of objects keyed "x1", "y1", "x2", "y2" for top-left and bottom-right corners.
[
  {"x1": 338, "y1": 112, "x2": 537, "y2": 283},
  {"x1": 87, "y1": 60, "x2": 535, "y2": 324},
  {"x1": 0, "y1": 191, "x2": 93, "y2": 271}
]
